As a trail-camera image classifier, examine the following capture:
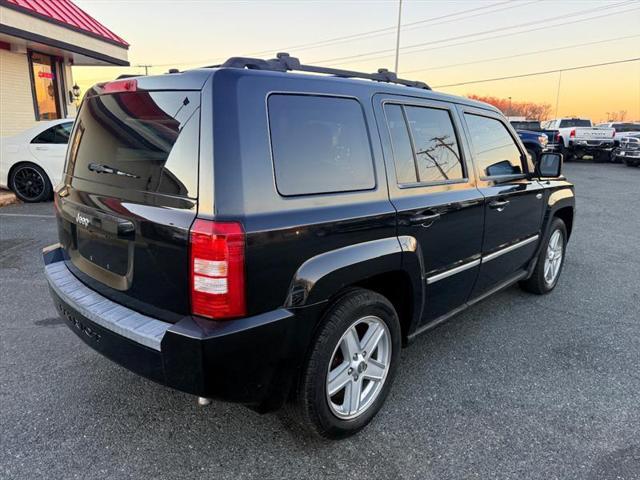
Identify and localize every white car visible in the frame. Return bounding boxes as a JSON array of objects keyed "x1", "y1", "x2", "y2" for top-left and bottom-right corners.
[{"x1": 0, "y1": 119, "x2": 73, "y2": 202}]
